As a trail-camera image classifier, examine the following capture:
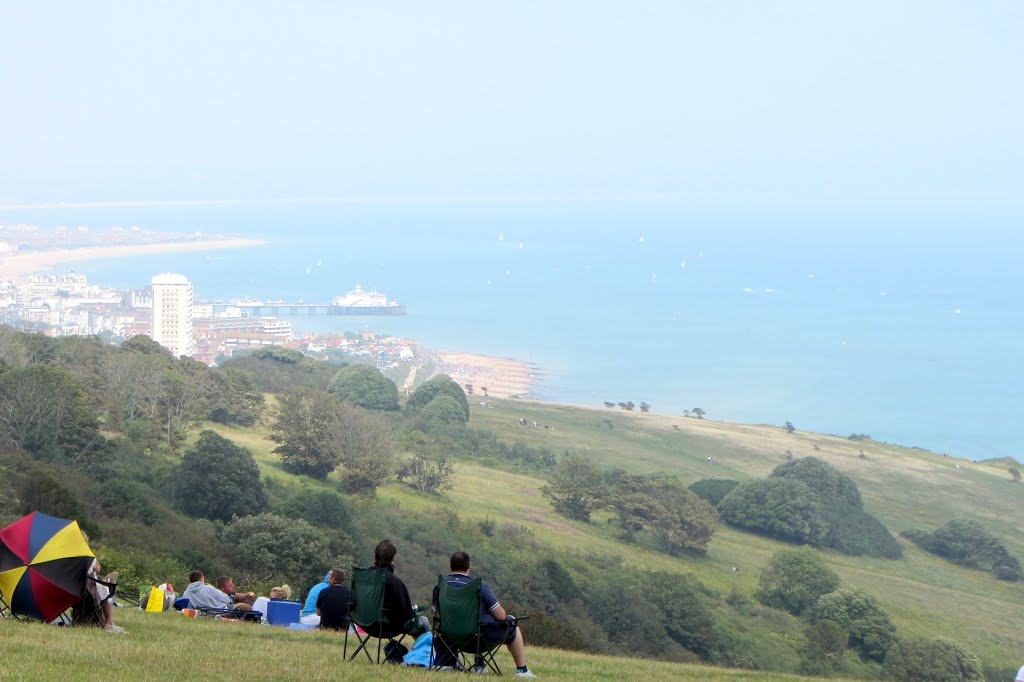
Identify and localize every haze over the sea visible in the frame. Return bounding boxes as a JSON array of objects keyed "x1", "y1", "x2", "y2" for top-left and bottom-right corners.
[{"x1": 2, "y1": 3, "x2": 1021, "y2": 460}]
